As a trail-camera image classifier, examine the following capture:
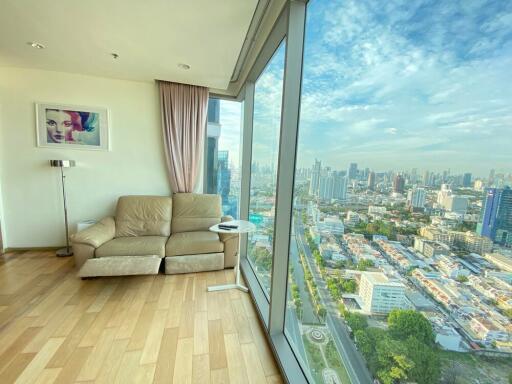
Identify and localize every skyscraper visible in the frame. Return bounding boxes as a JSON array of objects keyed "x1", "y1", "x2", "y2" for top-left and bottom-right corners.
[
  {"x1": 318, "y1": 172, "x2": 334, "y2": 200},
  {"x1": 477, "y1": 187, "x2": 512, "y2": 247},
  {"x1": 463, "y1": 173, "x2": 472, "y2": 188},
  {"x1": 217, "y1": 150, "x2": 231, "y2": 202},
  {"x1": 333, "y1": 171, "x2": 348, "y2": 200},
  {"x1": 489, "y1": 169, "x2": 496, "y2": 185},
  {"x1": 411, "y1": 168, "x2": 418, "y2": 184},
  {"x1": 393, "y1": 174, "x2": 405, "y2": 194},
  {"x1": 347, "y1": 163, "x2": 358, "y2": 180},
  {"x1": 367, "y1": 171, "x2": 376, "y2": 191},
  {"x1": 423, "y1": 170, "x2": 431, "y2": 187},
  {"x1": 309, "y1": 159, "x2": 321, "y2": 196},
  {"x1": 206, "y1": 99, "x2": 221, "y2": 194},
  {"x1": 407, "y1": 187, "x2": 426, "y2": 209}
]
